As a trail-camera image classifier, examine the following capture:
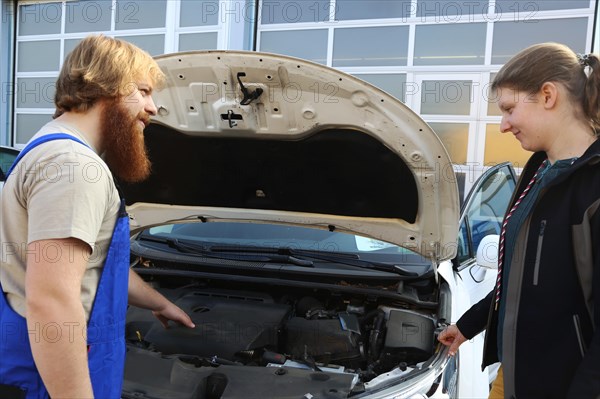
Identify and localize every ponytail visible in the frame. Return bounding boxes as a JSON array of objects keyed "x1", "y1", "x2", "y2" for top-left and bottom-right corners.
[{"x1": 581, "y1": 53, "x2": 600, "y2": 131}]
